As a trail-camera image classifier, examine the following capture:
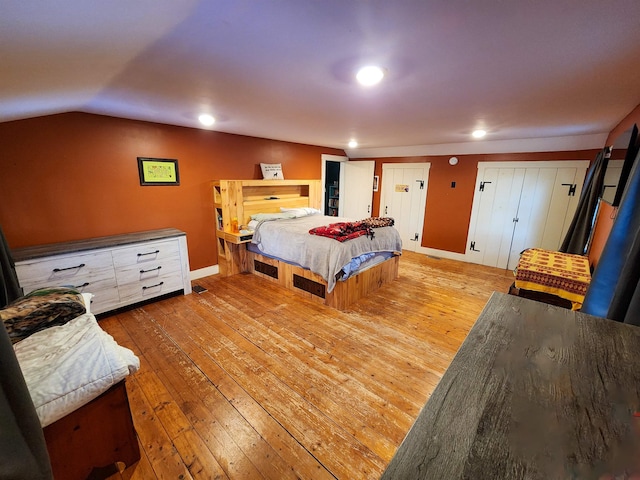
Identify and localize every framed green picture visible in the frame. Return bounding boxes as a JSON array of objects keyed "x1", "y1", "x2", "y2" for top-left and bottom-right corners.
[{"x1": 137, "y1": 157, "x2": 180, "y2": 186}]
